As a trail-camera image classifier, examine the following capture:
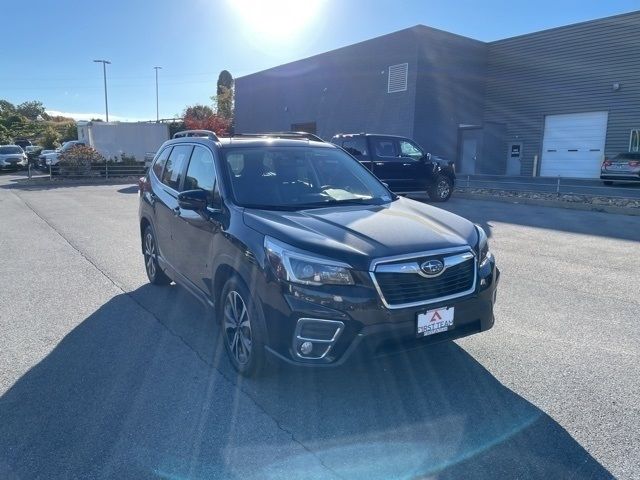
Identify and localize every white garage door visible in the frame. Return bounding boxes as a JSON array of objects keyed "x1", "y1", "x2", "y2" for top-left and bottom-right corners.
[{"x1": 540, "y1": 112, "x2": 608, "y2": 178}]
